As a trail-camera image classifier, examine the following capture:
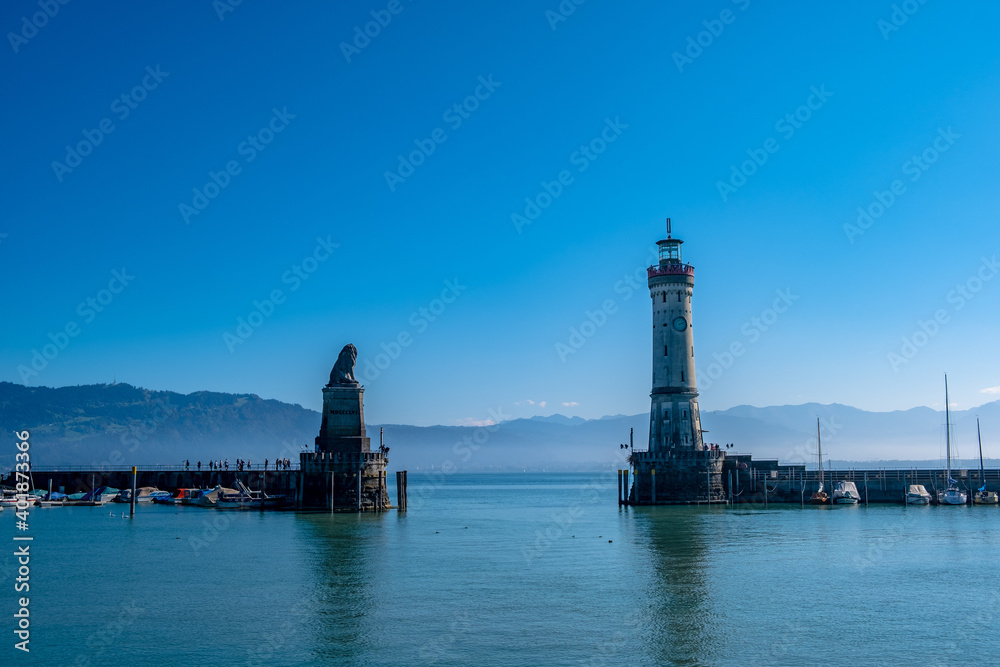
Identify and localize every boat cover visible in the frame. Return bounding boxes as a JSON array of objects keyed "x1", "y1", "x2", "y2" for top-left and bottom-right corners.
[{"x1": 833, "y1": 481, "x2": 859, "y2": 496}]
